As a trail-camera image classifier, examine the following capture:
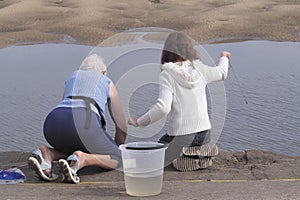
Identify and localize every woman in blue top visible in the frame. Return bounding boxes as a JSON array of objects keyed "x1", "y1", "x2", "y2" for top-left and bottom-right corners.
[{"x1": 28, "y1": 54, "x2": 127, "y2": 183}]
